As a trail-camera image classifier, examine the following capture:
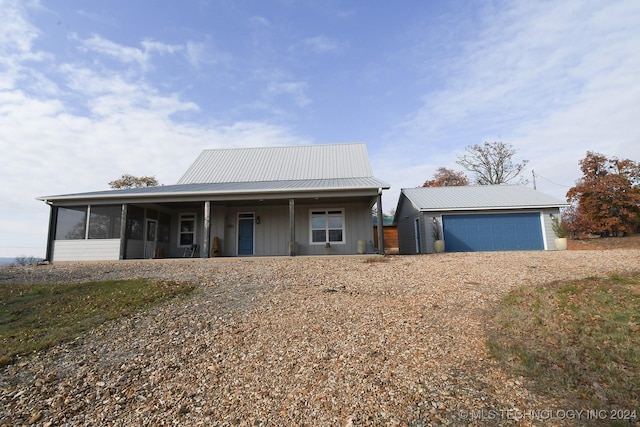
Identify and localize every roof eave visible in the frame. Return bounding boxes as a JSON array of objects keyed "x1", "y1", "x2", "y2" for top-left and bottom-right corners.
[
  {"x1": 38, "y1": 185, "x2": 390, "y2": 204},
  {"x1": 418, "y1": 204, "x2": 571, "y2": 212}
]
